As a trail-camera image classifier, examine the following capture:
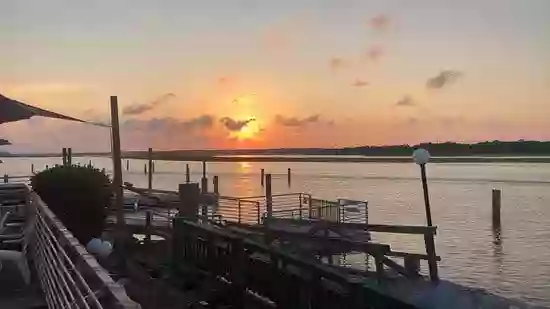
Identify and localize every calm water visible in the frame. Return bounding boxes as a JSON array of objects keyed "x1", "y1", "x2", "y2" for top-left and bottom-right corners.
[{"x1": 3, "y1": 156, "x2": 549, "y2": 307}]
